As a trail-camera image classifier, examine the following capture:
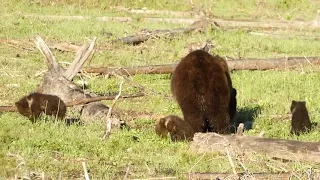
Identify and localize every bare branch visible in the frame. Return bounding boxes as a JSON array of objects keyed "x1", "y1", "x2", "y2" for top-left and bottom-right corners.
[
  {"x1": 214, "y1": 133, "x2": 238, "y2": 176},
  {"x1": 102, "y1": 78, "x2": 124, "y2": 140},
  {"x1": 111, "y1": 7, "x2": 198, "y2": 17},
  {"x1": 64, "y1": 37, "x2": 97, "y2": 80},
  {"x1": 34, "y1": 36, "x2": 61, "y2": 73},
  {"x1": 112, "y1": 19, "x2": 209, "y2": 45},
  {"x1": 236, "y1": 123, "x2": 244, "y2": 136},
  {"x1": 82, "y1": 162, "x2": 90, "y2": 180},
  {"x1": 65, "y1": 92, "x2": 144, "y2": 107},
  {"x1": 0, "y1": 106, "x2": 17, "y2": 112}
]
